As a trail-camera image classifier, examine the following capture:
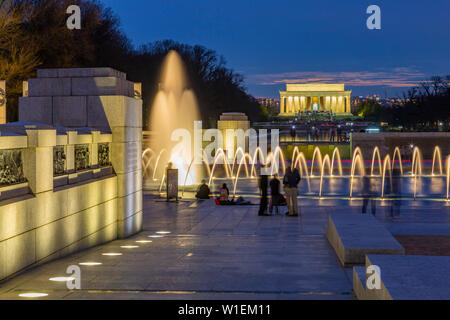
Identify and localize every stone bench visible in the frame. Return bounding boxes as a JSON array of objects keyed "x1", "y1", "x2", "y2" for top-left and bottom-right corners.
[{"x1": 325, "y1": 213, "x2": 404, "y2": 267}]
